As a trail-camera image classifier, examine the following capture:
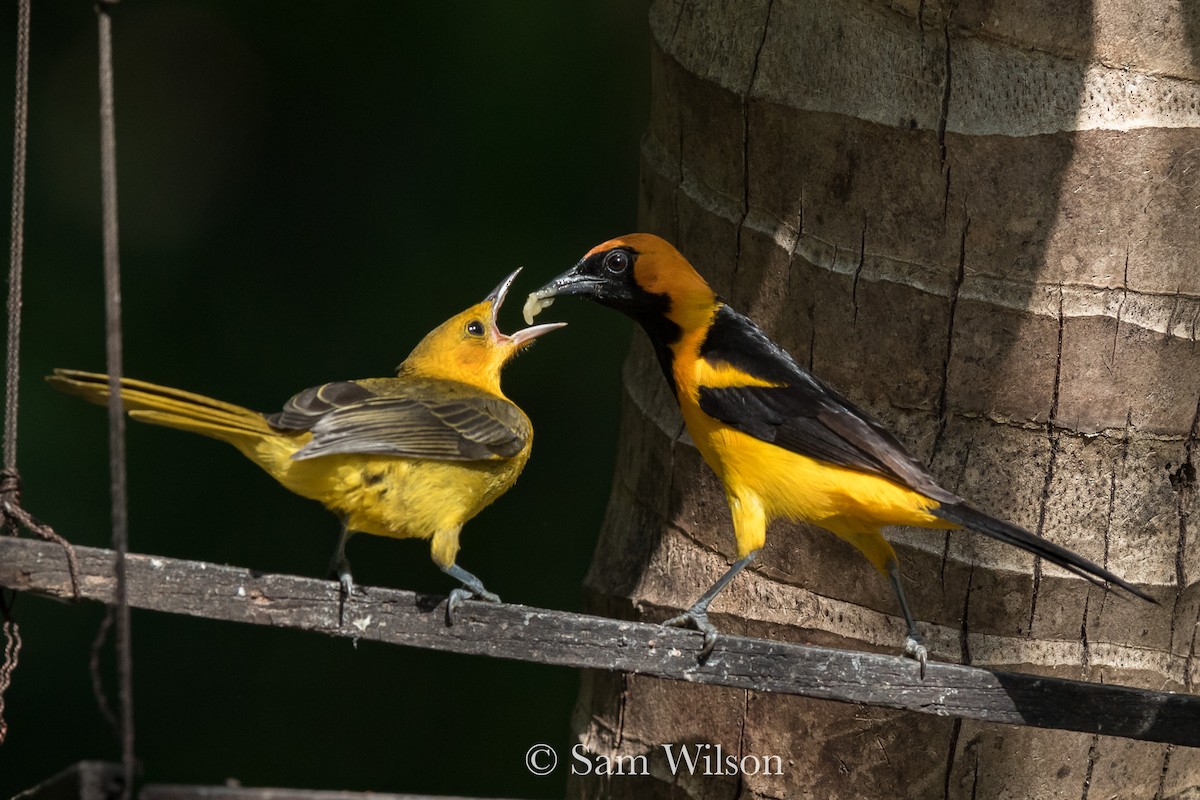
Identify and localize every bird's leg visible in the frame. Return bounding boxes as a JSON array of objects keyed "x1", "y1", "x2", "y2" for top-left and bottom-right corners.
[
  {"x1": 663, "y1": 551, "x2": 757, "y2": 658},
  {"x1": 886, "y1": 557, "x2": 927, "y2": 676},
  {"x1": 440, "y1": 563, "x2": 501, "y2": 624},
  {"x1": 328, "y1": 523, "x2": 356, "y2": 598}
]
